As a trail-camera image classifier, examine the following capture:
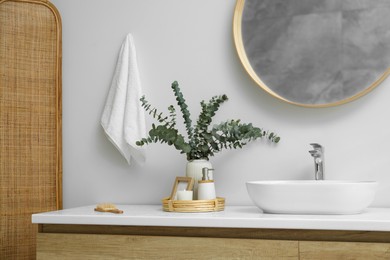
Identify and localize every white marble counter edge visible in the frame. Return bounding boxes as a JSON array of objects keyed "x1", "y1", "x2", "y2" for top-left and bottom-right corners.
[{"x1": 32, "y1": 205, "x2": 390, "y2": 232}]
